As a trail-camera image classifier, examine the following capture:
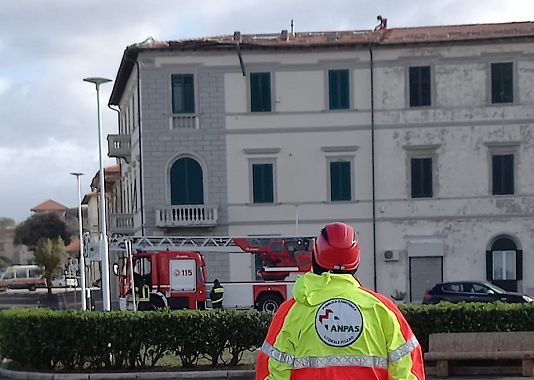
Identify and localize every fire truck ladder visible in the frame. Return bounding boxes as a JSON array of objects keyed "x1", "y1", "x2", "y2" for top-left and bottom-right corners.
[{"x1": 108, "y1": 235, "x2": 314, "y2": 253}]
